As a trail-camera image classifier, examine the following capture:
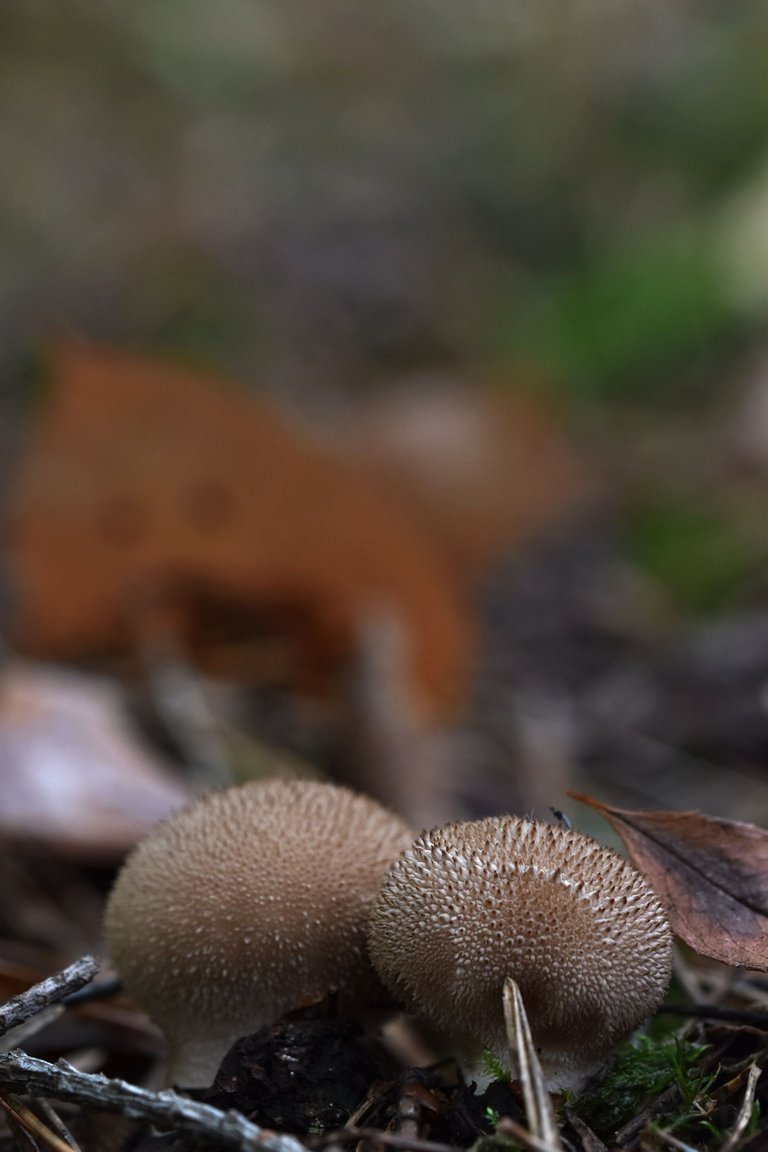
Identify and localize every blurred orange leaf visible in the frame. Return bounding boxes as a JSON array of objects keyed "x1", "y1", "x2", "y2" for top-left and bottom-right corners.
[
  {"x1": 569, "y1": 791, "x2": 768, "y2": 970},
  {"x1": 10, "y1": 339, "x2": 470, "y2": 718}
]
